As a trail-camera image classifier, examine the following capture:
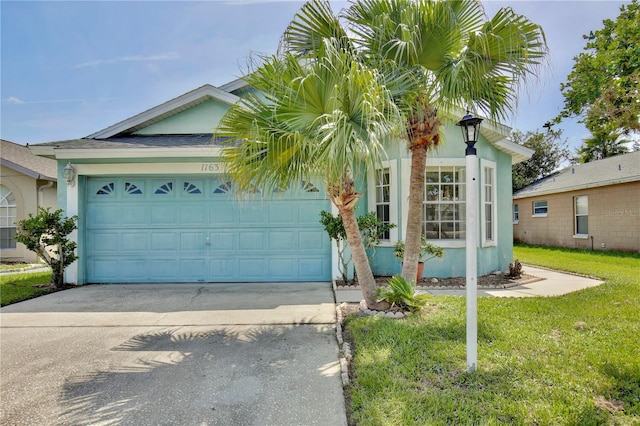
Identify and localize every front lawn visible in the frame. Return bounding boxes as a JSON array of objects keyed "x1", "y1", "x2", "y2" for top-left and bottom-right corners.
[
  {"x1": 1, "y1": 271, "x2": 53, "y2": 306},
  {"x1": 346, "y1": 245, "x2": 640, "y2": 425}
]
